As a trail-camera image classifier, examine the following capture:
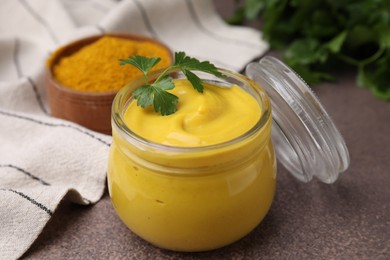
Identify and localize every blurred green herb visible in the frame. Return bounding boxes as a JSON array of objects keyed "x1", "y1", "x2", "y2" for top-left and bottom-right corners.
[
  {"x1": 230, "y1": 0, "x2": 390, "y2": 100},
  {"x1": 119, "y1": 52, "x2": 225, "y2": 115}
]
